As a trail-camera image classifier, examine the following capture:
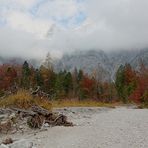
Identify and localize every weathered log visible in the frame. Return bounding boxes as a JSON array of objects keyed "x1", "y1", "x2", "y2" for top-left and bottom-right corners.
[
  {"x1": 11, "y1": 108, "x2": 36, "y2": 117},
  {"x1": 0, "y1": 120, "x2": 12, "y2": 133},
  {"x1": 31, "y1": 105, "x2": 52, "y2": 116},
  {"x1": 0, "y1": 108, "x2": 14, "y2": 114},
  {"x1": 1, "y1": 105, "x2": 73, "y2": 130},
  {"x1": 45, "y1": 114, "x2": 65, "y2": 126},
  {"x1": 50, "y1": 114, "x2": 73, "y2": 126},
  {"x1": 31, "y1": 86, "x2": 40, "y2": 95},
  {"x1": 27, "y1": 115, "x2": 45, "y2": 128},
  {"x1": 27, "y1": 113, "x2": 73, "y2": 128}
]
